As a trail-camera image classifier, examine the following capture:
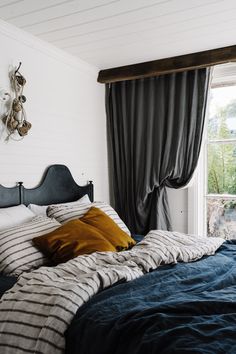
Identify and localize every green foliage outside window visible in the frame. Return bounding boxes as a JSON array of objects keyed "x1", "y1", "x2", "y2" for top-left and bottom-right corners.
[{"x1": 208, "y1": 100, "x2": 236, "y2": 195}]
